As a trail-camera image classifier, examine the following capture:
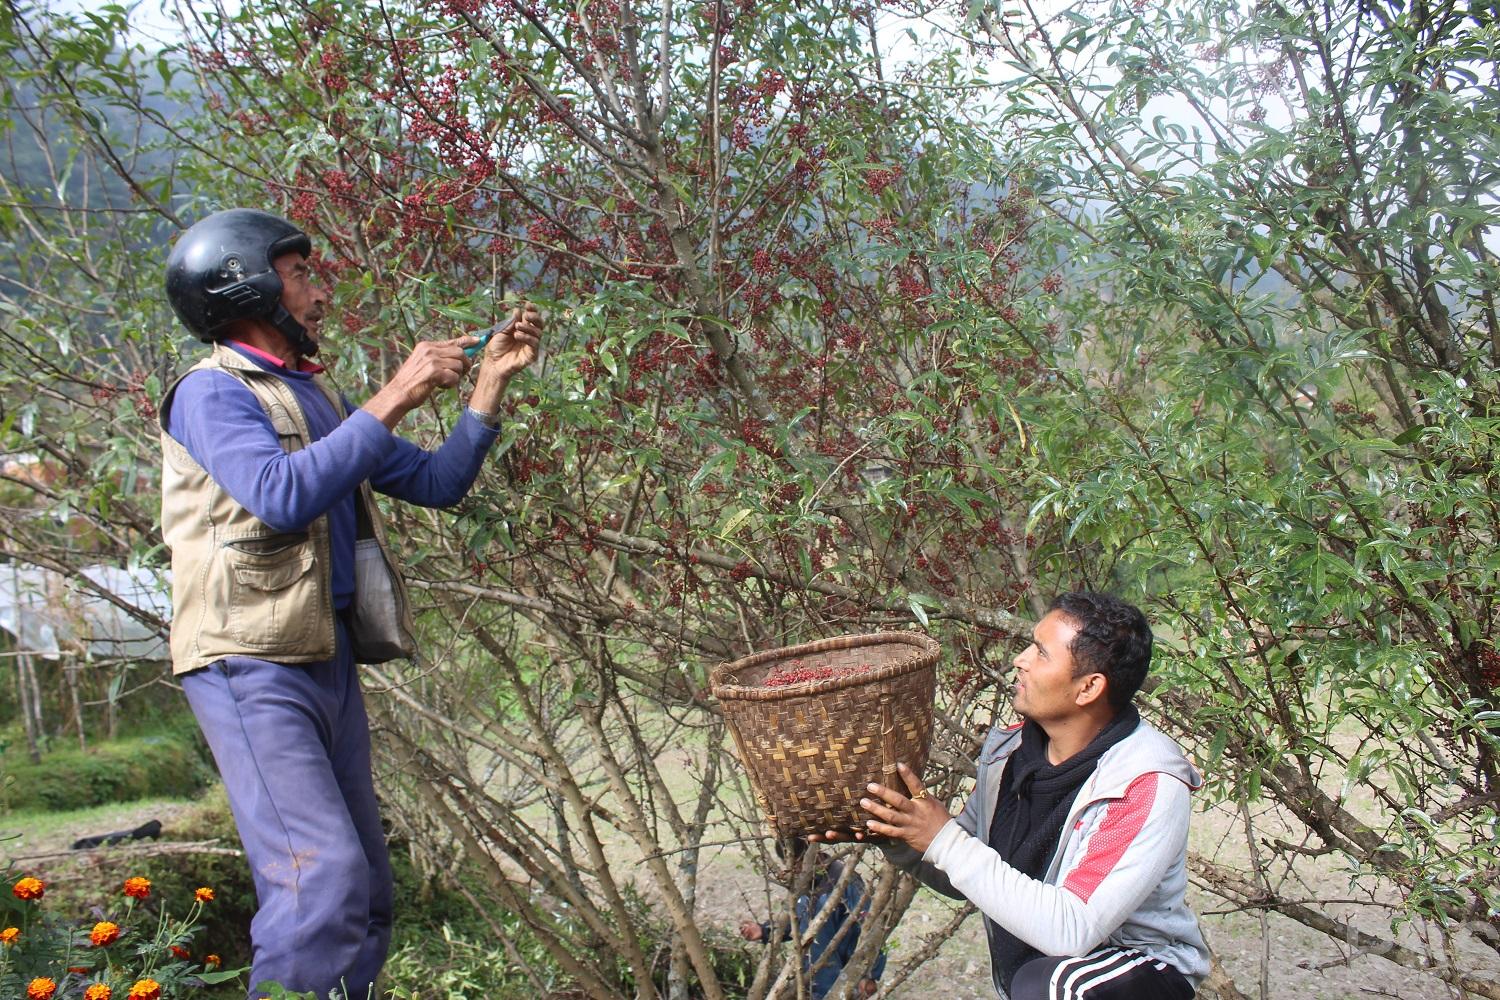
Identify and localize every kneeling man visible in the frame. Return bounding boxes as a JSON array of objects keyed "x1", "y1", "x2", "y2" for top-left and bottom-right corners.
[{"x1": 826, "y1": 592, "x2": 1210, "y2": 999}]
